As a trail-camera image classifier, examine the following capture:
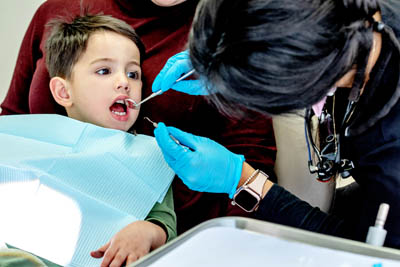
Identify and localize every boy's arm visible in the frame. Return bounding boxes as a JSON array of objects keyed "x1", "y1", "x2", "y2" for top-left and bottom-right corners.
[
  {"x1": 145, "y1": 186, "x2": 177, "y2": 241},
  {"x1": 90, "y1": 187, "x2": 177, "y2": 266}
]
